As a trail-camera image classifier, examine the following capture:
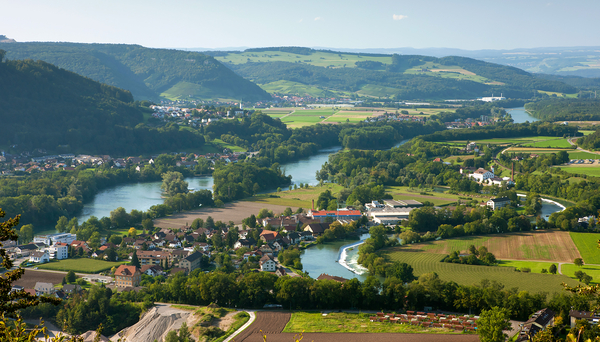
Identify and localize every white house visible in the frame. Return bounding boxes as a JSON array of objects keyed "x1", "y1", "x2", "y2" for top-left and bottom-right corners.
[
  {"x1": 33, "y1": 233, "x2": 76, "y2": 246},
  {"x1": 469, "y1": 168, "x2": 495, "y2": 183},
  {"x1": 259, "y1": 255, "x2": 277, "y2": 272},
  {"x1": 29, "y1": 251, "x2": 50, "y2": 263}
]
